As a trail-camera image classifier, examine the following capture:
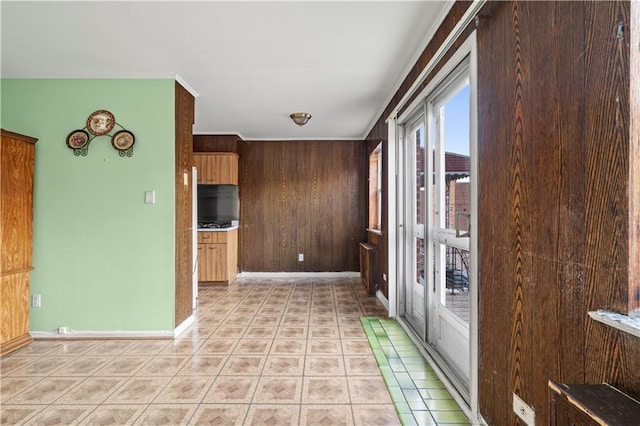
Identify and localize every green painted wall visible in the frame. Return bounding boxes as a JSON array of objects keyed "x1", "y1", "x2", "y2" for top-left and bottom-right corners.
[{"x1": 1, "y1": 79, "x2": 176, "y2": 332}]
